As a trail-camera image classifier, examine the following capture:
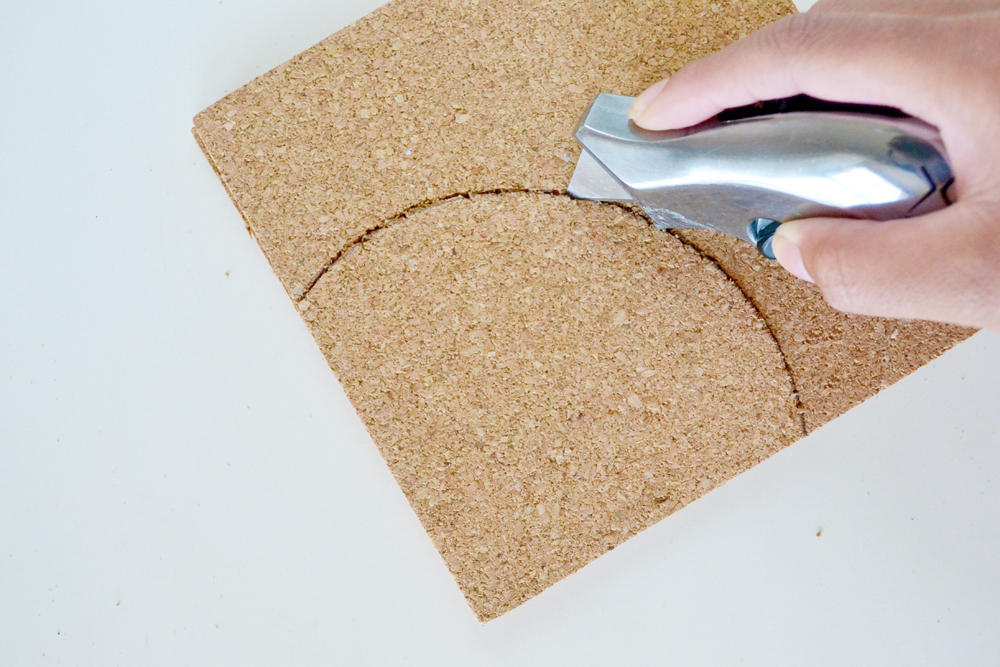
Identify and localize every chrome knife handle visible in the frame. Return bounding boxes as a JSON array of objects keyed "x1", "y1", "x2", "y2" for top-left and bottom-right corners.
[{"x1": 572, "y1": 94, "x2": 953, "y2": 258}]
